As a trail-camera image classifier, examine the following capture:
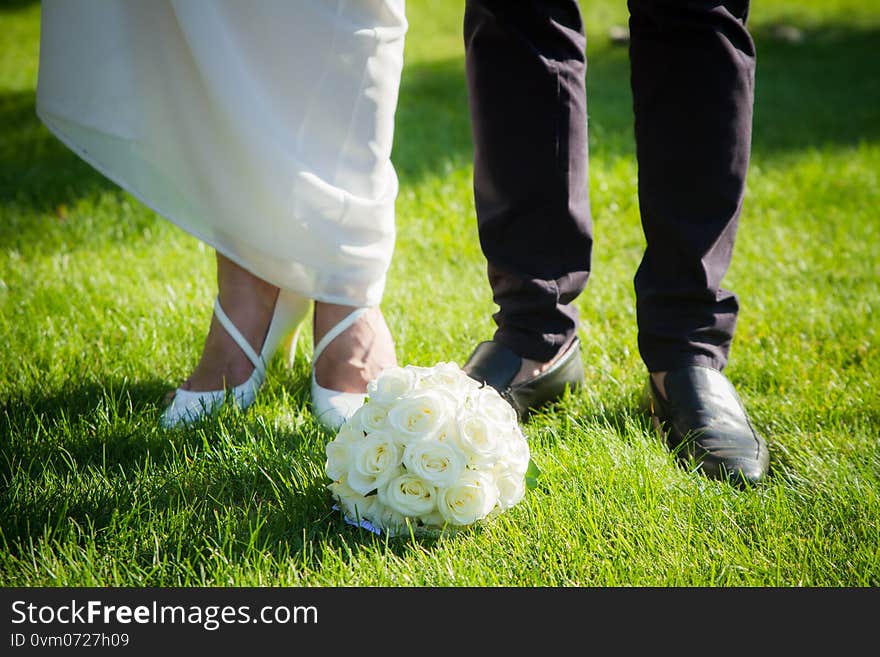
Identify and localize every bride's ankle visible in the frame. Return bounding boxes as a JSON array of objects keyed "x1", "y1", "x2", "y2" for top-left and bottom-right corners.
[
  {"x1": 178, "y1": 282, "x2": 281, "y2": 393},
  {"x1": 313, "y1": 303, "x2": 397, "y2": 392},
  {"x1": 215, "y1": 252, "x2": 280, "y2": 335}
]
